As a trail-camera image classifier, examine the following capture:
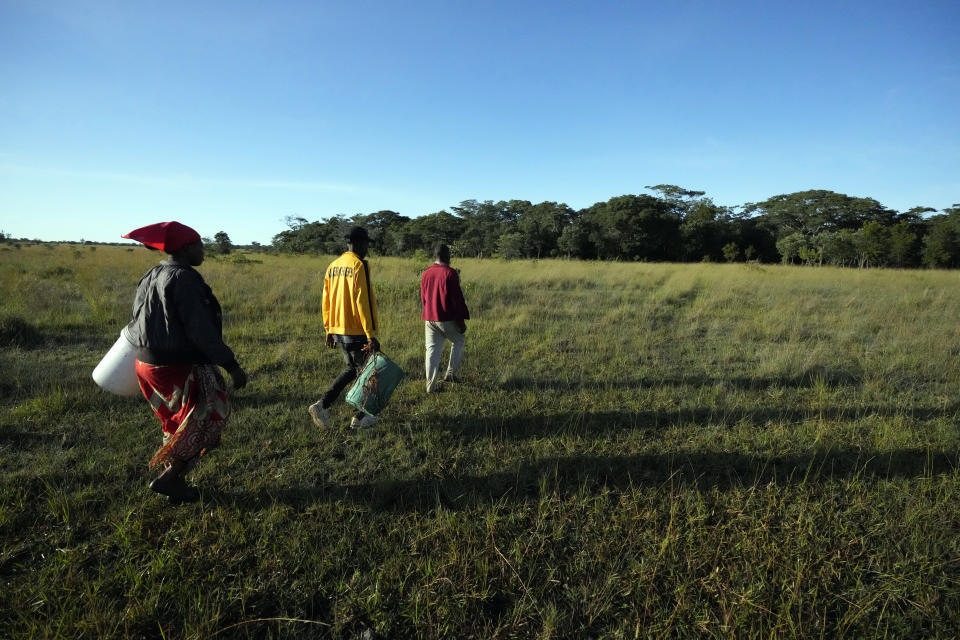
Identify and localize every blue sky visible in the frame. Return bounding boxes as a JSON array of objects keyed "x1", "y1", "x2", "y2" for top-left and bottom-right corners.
[{"x1": 1, "y1": 0, "x2": 958, "y2": 244}]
